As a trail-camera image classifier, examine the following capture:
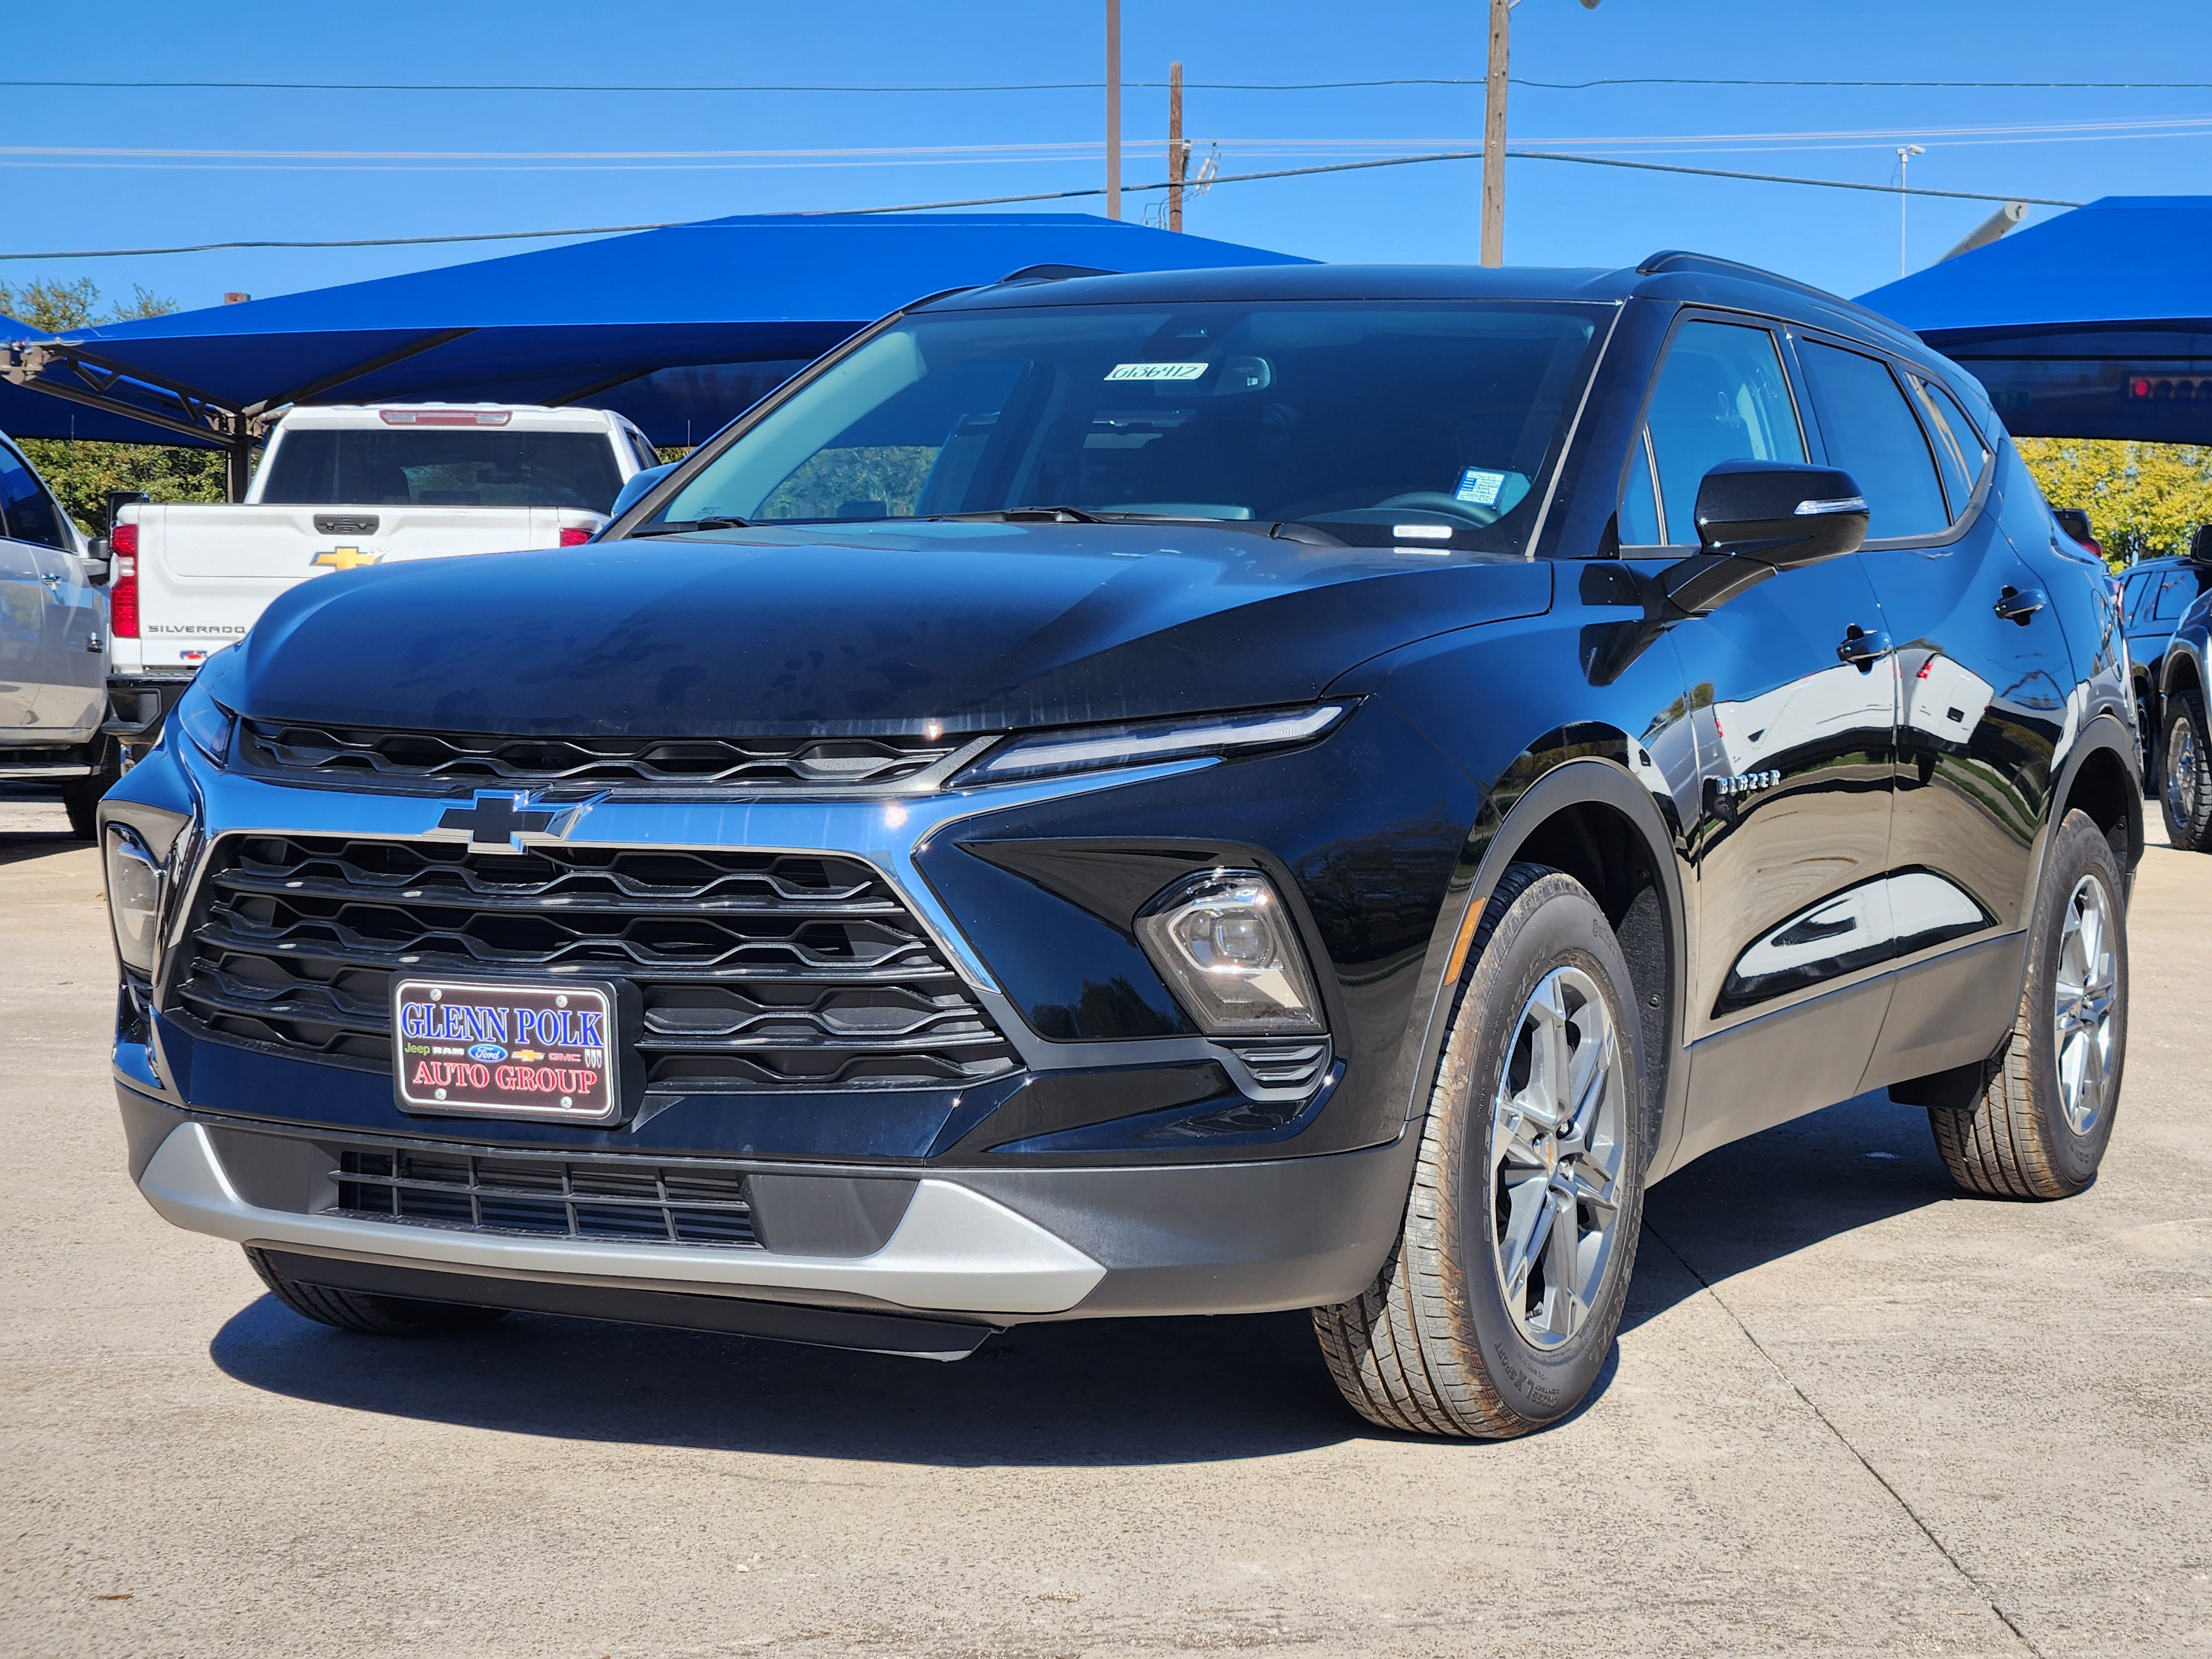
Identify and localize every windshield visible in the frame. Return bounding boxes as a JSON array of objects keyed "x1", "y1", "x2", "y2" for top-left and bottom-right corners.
[
  {"x1": 261, "y1": 429, "x2": 625, "y2": 511},
  {"x1": 658, "y1": 300, "x2": 1608, "y2": 552}
]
